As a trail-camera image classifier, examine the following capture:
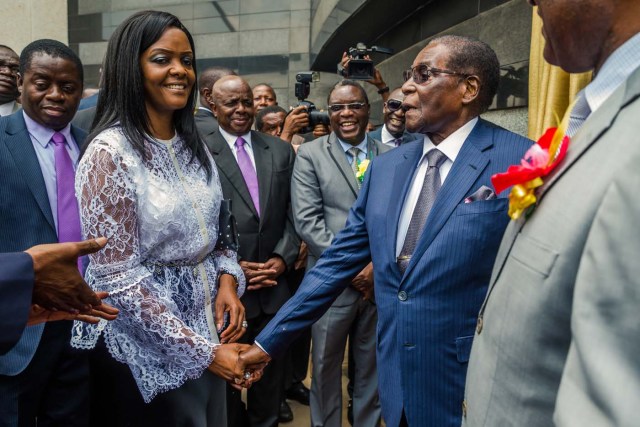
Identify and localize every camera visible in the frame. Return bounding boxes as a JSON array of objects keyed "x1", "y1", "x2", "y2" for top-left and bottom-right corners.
[
  {"x1": 293, "y1": 71, "x2": 330, "y2": 134},
  {"x1": 341, "y1": 43, "x2": 393, "y2": 80}
]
